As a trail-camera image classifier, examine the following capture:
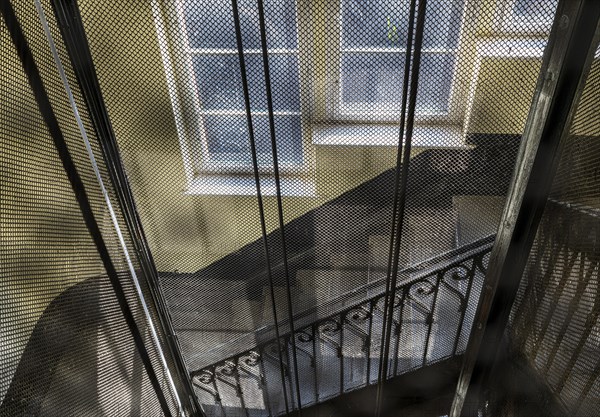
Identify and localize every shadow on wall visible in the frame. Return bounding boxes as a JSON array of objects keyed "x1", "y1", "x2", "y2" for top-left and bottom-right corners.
[{"x1": 0, "y1": 277, "x2": 152, "y2": 417}]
